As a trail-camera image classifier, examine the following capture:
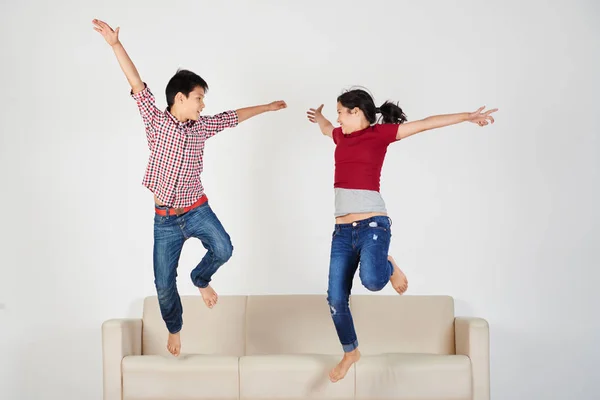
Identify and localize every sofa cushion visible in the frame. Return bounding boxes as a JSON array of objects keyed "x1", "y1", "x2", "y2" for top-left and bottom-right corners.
[
  {"x1": 245, "y1": 295, "x2": 342, "y2": 355},
  {"x1": 122, "y1": 355, "x2": 239, "y2": 400},
  {"x1": 350, "y1": 295, "x2": 456, "y2": 355},
  {"x1": 239, "y1": 354, "x2": 354, "y2": 400},
  {"x1": 356, "y1": 354, "x2": 472, "y2": 400},
  {"x1": 142, "y1": 295, "x2": 247, "y2": 356}
]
